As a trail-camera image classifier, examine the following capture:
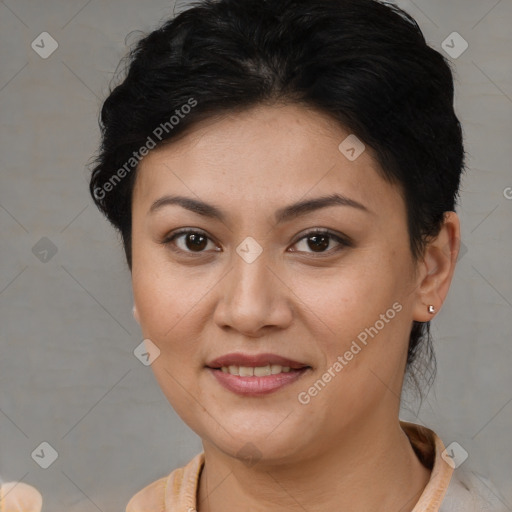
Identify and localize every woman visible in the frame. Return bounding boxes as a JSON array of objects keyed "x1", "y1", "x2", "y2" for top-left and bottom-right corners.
[{"x1": 89, "y1": 0, "x2": 506, "y2": 510}]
